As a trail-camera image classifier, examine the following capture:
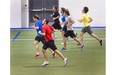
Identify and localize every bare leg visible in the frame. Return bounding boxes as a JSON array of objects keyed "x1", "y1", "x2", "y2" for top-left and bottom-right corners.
[
  {"x1": 63, "y1": 36, "x2": 67, "y2": 48},
  {"x1": 90, "y1": 33, "x2": 101, "y2": 41},
  {"x1": 54, "y1": 50, "x2": 65, "y2": 60},
  {"x1": 80, "y1": 32, "x2": 85, "y2": 44},
  {"x1": 54, "y1": 50, "x2": 68, "y2": 66},
  {"x1": 48, "y1": 48, "x2": 54, "y2": 54},
  {"x1": 34, "y1": 41, "x2": 39, "y2": 53},
  {"x1": 73, "y1": 37, "x2": 83, "y2": 46},
  {"x1": 48, "y1": 48, "x2": 55, "y2": 58},
  {"x1": 62, "y1": 31, "x2": 67, "y2": 43},
  {"x1": 42, "y1": 49, "x2": 48, "y2": 62},
  {"x1": 61, "y1": 31, "x2": 65, "y2": 40}
]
